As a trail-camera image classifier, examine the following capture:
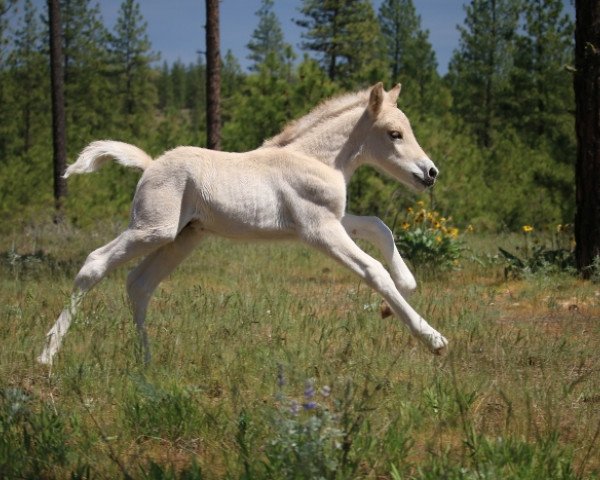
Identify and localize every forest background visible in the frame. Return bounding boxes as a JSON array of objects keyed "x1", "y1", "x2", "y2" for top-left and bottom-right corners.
[{"x1": 0, "y1": 0, "x2": 575, "y2": 233}]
